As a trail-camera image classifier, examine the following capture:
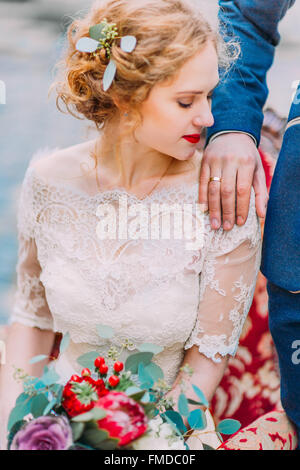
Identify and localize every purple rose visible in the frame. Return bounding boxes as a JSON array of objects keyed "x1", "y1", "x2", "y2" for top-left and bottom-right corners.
[{"x1": 11, "y1": 415, "x2": 73, "y2": 451}]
